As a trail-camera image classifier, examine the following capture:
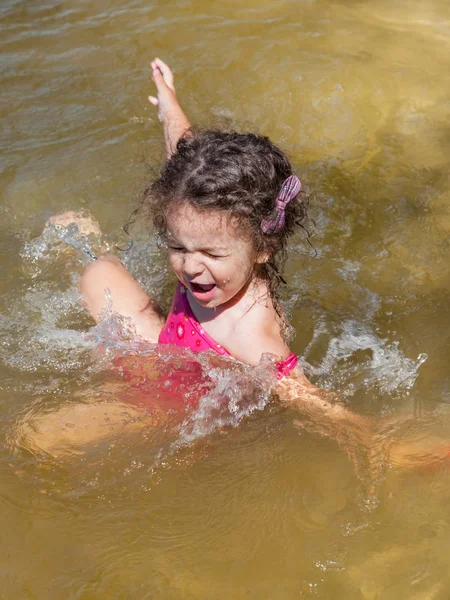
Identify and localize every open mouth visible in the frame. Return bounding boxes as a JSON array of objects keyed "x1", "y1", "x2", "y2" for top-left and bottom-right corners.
[{"x1": 189, "y1": 282, "x2": 216, "y2": 301}]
